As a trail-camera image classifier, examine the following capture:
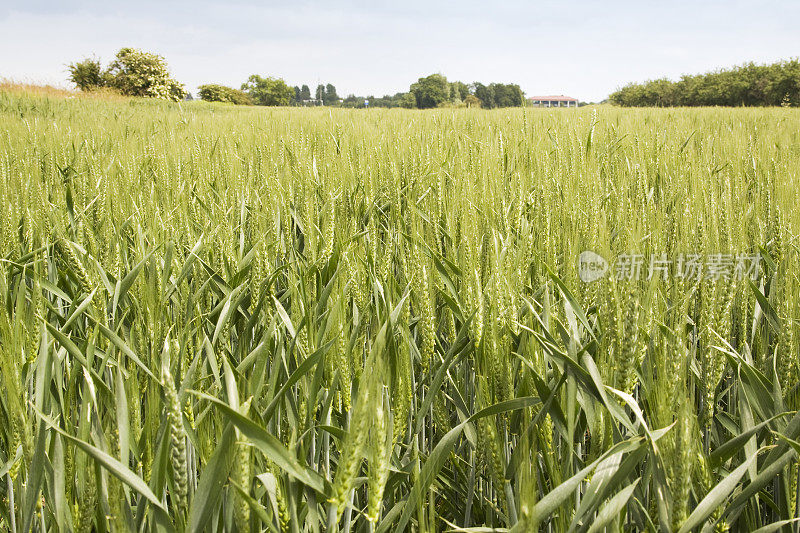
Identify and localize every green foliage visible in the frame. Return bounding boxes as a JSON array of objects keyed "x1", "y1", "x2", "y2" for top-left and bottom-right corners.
[
  {"x1": 490, "y1": 82, "x2": 524, "y2": 107},
  {"x1": 242, "y1": 75, "x2": 295, "y2": 106},
  {"x1": 410, "y1": 73, "x2": 451, "y2": 108},
  {"x1": 197, "y1": 84, "x2": 253, "y2": 105},
  {"x1": 471, "y1": 81, "x2": 524, "y2": 108},
  {"x1": 67, "y1": 49, "x2": 185, "y2": 101},
  {"x1": 306, "y1": 84, "x2": 340, "y2": 106},
  {"x1": 1, "y1": 92, "x2": 799, "y2": 532},
  {"x1": 300, "y1": 84, "x2": 311, "y2": 101},
  {"x1": 450, "y1": 81, "x2": 470, "y2": 102},
  {"x1": 339, "y1": 94, "x2": 369, "y2": 108},
  {"x1": 611, "y1": 59, "x2": 800, "y2": 107},
  {"x1": 296, "y1": 75, "x2": 522, "y2": 110},
  {"x1": 66, "y1": 57, "x2": 110, "y2": 91},
  {"x1": 464, "y1": 94, "x2": 481, "y2": 108},
  {"x1": 324, "y1": 83, "x2": 339, "y2": 105},
  {"x1": 105, "y1": 47, "x2": 186, "y2": 101},
  {"x1": 398, "y1": 92, "x2": 416, "y2": 108},
  {"x1": 471, "y1": 82, "x2": 493, "y2": 108},
  {"x1": 340, "y1": 92, "x2": 415, "y2": 108}
]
